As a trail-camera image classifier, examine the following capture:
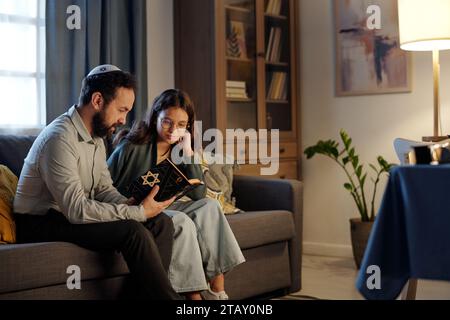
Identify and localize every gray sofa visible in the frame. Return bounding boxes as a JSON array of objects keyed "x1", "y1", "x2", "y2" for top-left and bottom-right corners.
[{"x1": 0, "y1": 134, "x2": 303, "y2": 300}]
